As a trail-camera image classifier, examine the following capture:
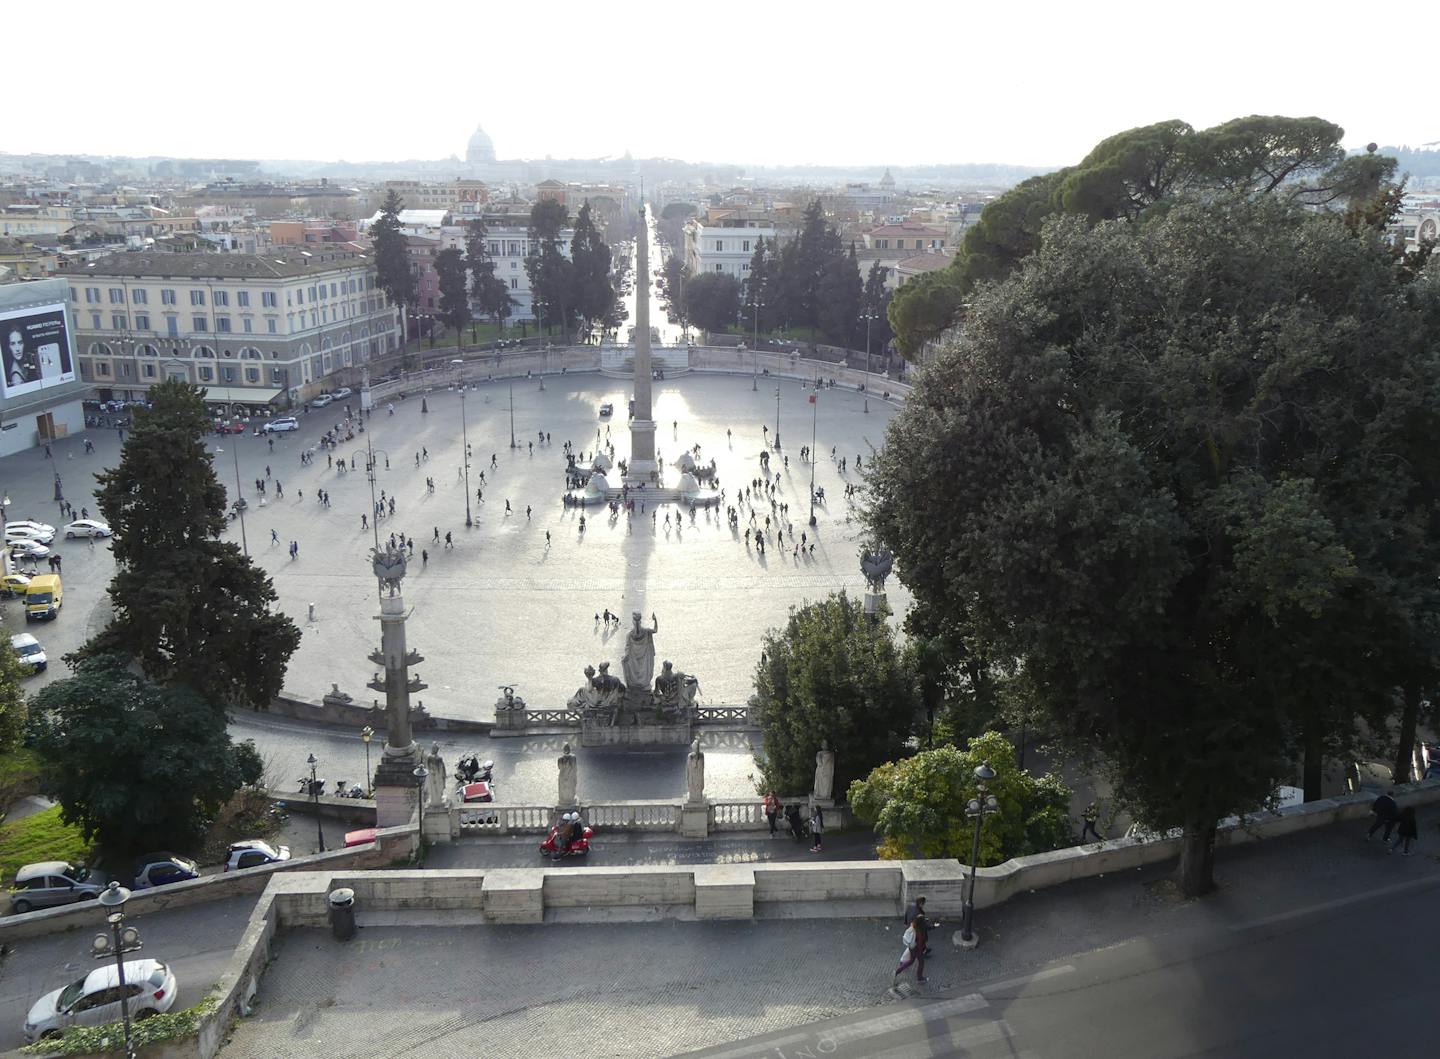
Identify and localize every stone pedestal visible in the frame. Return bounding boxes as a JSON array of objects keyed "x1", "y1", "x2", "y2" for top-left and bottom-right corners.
[
  {"x1": 581, "y1": 716, "x2": 692, "y2": 748},
  {"x1": 423, "y1": 803, "x2": 457, "y2": 843},
  {"x1": 373, "y1": 750, "x2": 424, "y2": 828},
  {"x1": 680, "y1": 803, "x2": 710, "y2": 839},
  {"x1": 864, "y1": 588, "x2": 887, "y2": 616}
]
